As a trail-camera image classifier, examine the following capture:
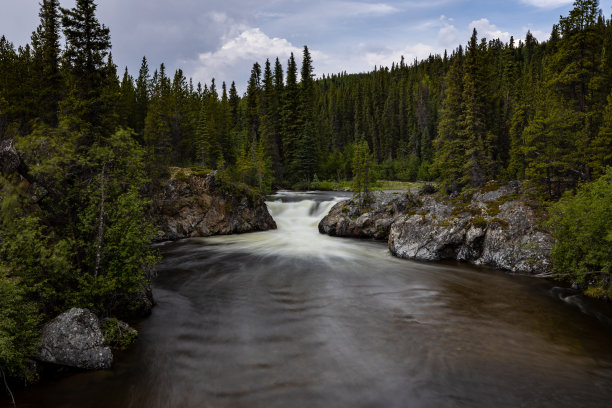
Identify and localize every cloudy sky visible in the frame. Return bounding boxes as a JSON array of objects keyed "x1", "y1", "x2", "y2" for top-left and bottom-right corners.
[{"x1": 1, "y1": 0, "x2": 611, "y2": 92}]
